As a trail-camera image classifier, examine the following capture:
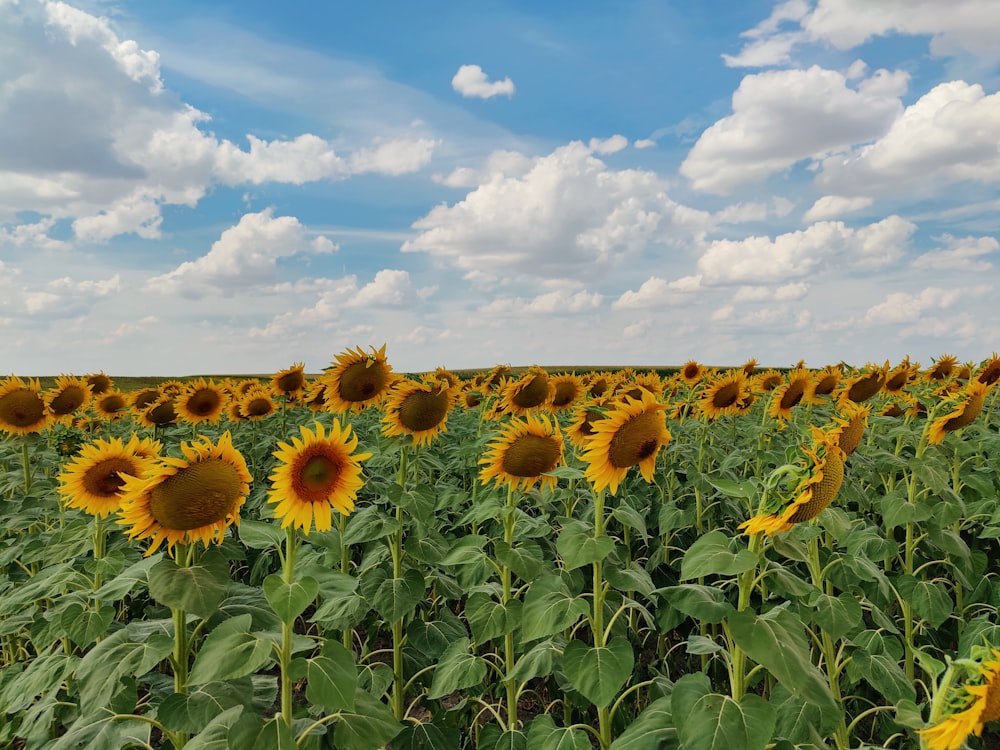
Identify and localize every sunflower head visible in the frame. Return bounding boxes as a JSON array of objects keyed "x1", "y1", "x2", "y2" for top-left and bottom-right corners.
[
  {"x1": 479, "y1": 412, "x2": 565, "y2": 493},
  {"x1": 272, "y1": 362, "x2": 307, "y2": 398},
  {"x1": 85, "y1": 372, "x2": 114, "y2": 396},
  {"x1": 177, "y1": 378, "x2": 228, "y2": 424},
  {"x1": 927, "y1": 380, "x2": 992, "y2": 445},
  {"x1": 239, "y1": 386, "x2": 277, "y2": 420},
  {"x1": 0, "y1": 376, "x2": 51, "y2": 435},
  {"x1": 697, "y1": 370, "x2": 750, "y2": 421},
  {"x1": 828, "y1": 402, "x2": 871, "y2": 457},
  {"x1": 837, "y1": 363, "x2": 887, "y2": 406},
  {"x1": 462, "y1": 386, "x2": 484, "y2": 409},
  {"x1": 680, "y1": 360, "x2": 704, "y2": 386},
  {"x1": 812, "y1": 366, "x2": 841, "y2": 397},
  {"x1": 581, "y1": 390, "x2": 671, "y2": 495},
  {"x1": 131, "y1": 387, "x2": 163, "y2": 411},
  {"x1": 919, "y1": 648, "x2": 1000, "y2": 750},
  {"x1": 751, "y1": 370, "x2": 785, "y2": 394},
  {"x1": 926, "y1": 354, "x2": 959, "y2": 382},
  {"x1": 976, "y1": 354, "x2": 1000, "y2": 387},
  {"x1": 46, "y1": 375, "x2": 93, "y2": 424},
  {"x1": 142, "y1": 396, "x2": 178, "y2": 427},
  {"x1": 382, "y1": 379, "x2": 454, "y2": 447},
  {"x1": 58, "y1": 435, "x2": 157, "y2": 517},
  {"x1": 767, "y1": 368, "x2": 817, "y2": 422},
  {"x1": 501, "y1": 368, "x2": 551, "y2": 415},
  {"x1": 586, "y1": 373, "x2": 615, "y2": 398},
  {"x1": 95, "y1": 391, "x2": 129, "y2": 421},
  {"x1": 323, "y1": 344, "x2": 396, "y2": 413},
  {"x1": 548, "y1": 374, "x2": 585, "y2": 413},
  {"x1": 118, "y1": 431, "x2": 252, "y2": 556},
  {"x1": 268, "y1": 421, "x2": 371, "y2": 534}
]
